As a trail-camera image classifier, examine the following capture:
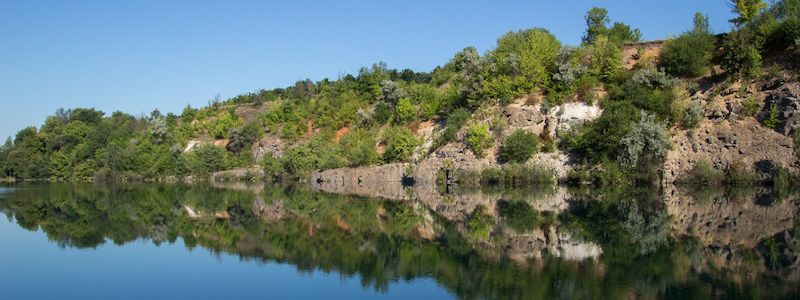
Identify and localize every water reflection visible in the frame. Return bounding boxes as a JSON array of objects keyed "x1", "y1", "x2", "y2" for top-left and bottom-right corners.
[{"x1": 0, "y1": 182, "x2": 798, "y2": 299}]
